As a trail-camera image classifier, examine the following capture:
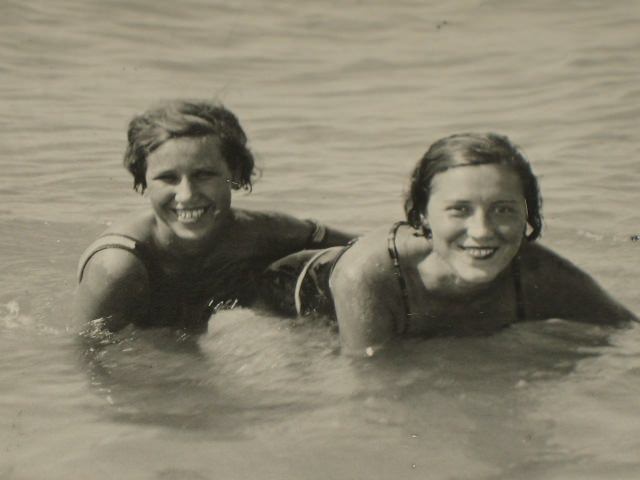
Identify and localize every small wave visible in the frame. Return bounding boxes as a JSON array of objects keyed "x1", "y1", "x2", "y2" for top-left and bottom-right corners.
[
  {"x1": 0, "y1": 300, "x2": 61, "y2": 335},
  {"x1": 0, "y1": 300, "x2": 33, "y2": 329}
]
